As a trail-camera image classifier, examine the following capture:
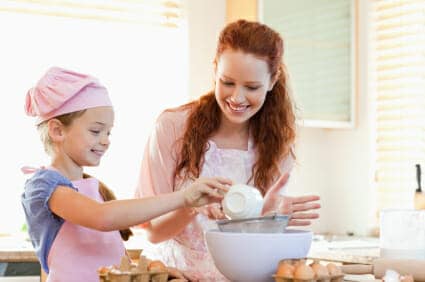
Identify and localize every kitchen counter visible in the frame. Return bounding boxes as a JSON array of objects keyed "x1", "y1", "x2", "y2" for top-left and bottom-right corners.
[
  {"x1": 0, "y1": 231, "x2": 382, "y2": 281},
  {"x1": 0, "y1": 231, "x2": 380, "y2": 264},
  {"x1": 0, "y1": 233, "x2": 36, "y2": 263}
]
